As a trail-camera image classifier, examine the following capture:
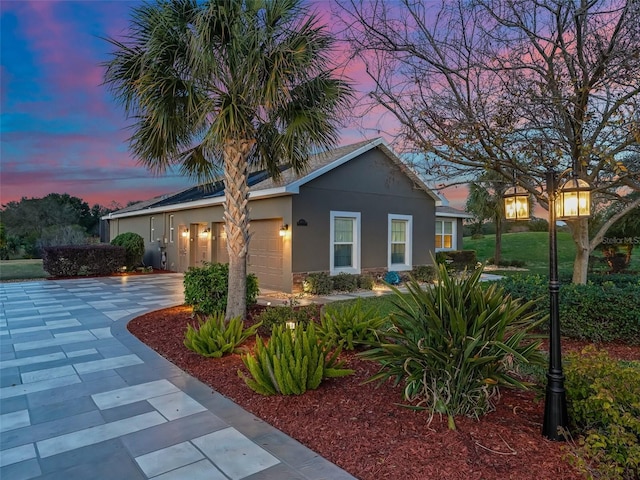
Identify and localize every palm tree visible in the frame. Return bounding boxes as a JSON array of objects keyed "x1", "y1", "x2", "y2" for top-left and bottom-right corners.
[
  {"x1": 465, "y1": 171, "x2": 510, "y2": 266},
  {"x1": 103, "y1": 0, "x2": 352, "y2": 319}
]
